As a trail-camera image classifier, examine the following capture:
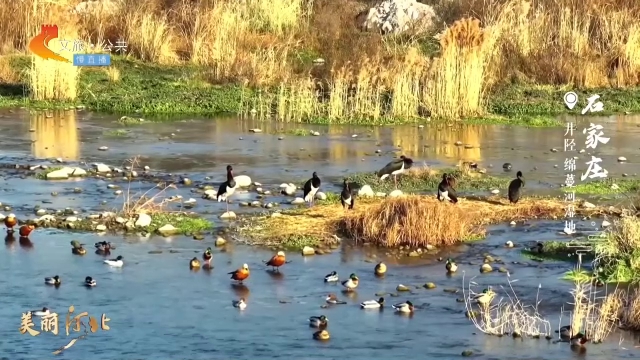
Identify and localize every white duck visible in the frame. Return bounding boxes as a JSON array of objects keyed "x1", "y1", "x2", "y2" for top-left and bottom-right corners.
[
  {"x1": 360, "y1": 297, "x2": 385, "y2": 309},
  {"x1": 44, "y1": 275, "x2": 61, "y2": 286},
  {"x1": 324, "y1": 271, "x2": 339, "y2": 282},
  {"x1": 104, "y1": 255, "x2": 124, "y2": 267},
  {"x1": 341, "y1": 273, "x2": 359, "y2": 291},
  {"x1": 392, "y1": 301, "x2": 414, "y2": 313},
  {"x1": 232, "y1": 298, "x2": 247, "y2": 310},
  {"x1": 29, "y1": 307, "x2": 50, "y2": 317}
]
